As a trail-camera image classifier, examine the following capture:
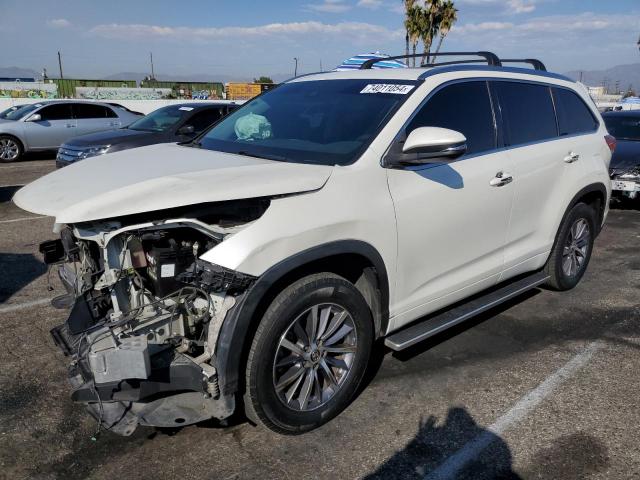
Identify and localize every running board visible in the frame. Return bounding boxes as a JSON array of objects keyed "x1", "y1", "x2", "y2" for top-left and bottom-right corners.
[{"x1": 385, "y1": 272, "x2": 549, "y2": 351}]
